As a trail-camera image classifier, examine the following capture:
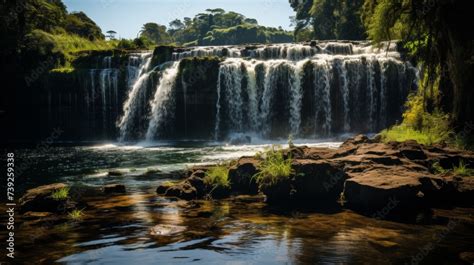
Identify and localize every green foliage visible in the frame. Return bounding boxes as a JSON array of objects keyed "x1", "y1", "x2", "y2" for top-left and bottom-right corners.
[
  {"x1": 363, "y1": 0, "x2": 474, "y2": 129},
  {"x1": 294, "y1": 27, "x2": 314, "y2": 42},
  {"x1": 162, "y1": 180, "x2": 180, "y2": 187},
  {"x1": 68, "y1": 209, "x2": 84, "y2": 220},
  {"x1": 380, "y1": 114, "x2": 452, "y2": 146},
  {"x1": 380, "y1": 91, "x2": 454, "y2": 146},
  {"x1": 140, "y1": 23, "x2": 172, "y2": 45},
  {"x1": 253, "y1": 146, "x2": 294, "y2": 187},
  {"x1": 431, "y1": 161, "x2": 447, "y2": 174},
  {"x1": 167, "y1": 9, "x2": 293, "y2": 45},
  {"x1": 201, "y1": 24, "x2": 291, "y2": 45},
  {"x1": 204, "y1": 165, "x2": 230, "y2": 189},
  {"x1": 453, "y1": 161, "x2": 474, "y2": 177},
  {"x1": 289, "y1": 0, "x2": 366, "y2": 40},
  {"x1": 64, "y1": 12, "x2": 104, "y2": 40},
  {"x1": 432, "y1": 160, "x2": 473, "y2": 176},
  {"x1": 51, "y1": 187, "x2": 70, "y2": 201}
]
